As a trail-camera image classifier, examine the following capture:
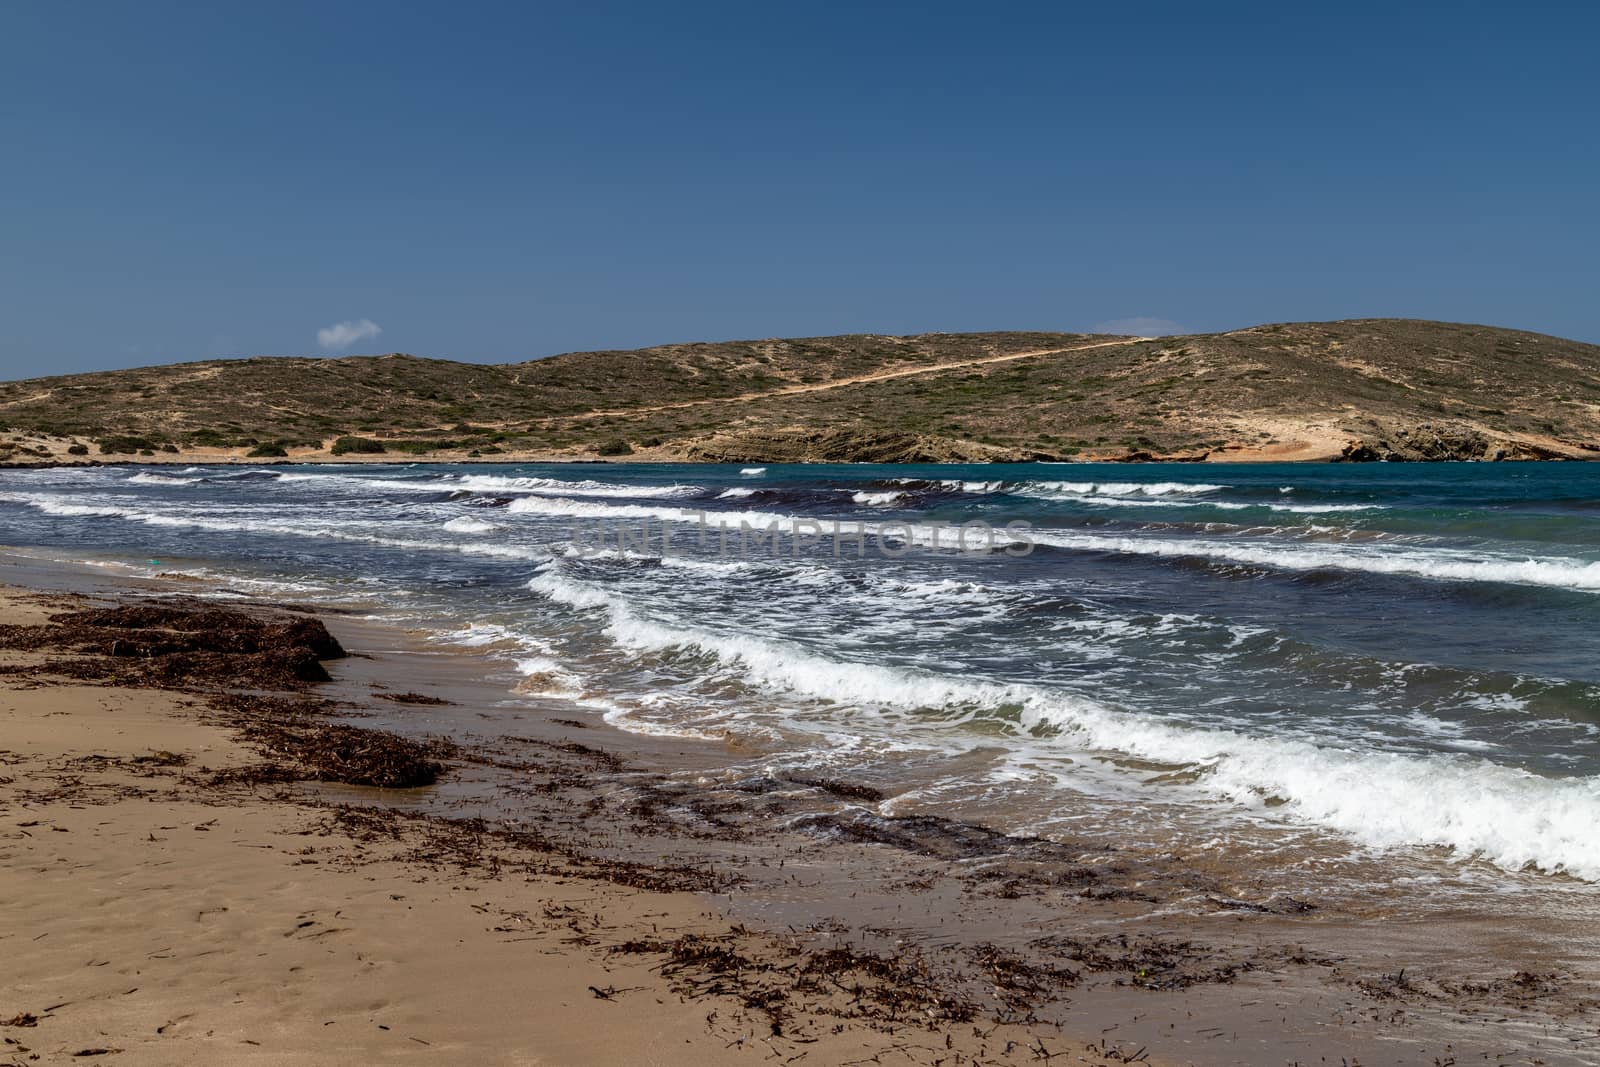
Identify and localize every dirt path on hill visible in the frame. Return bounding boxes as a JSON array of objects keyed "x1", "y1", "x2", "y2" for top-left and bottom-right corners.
[{"x1": 537, "y1": 336, "x2": 1152, "y2": 423}]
